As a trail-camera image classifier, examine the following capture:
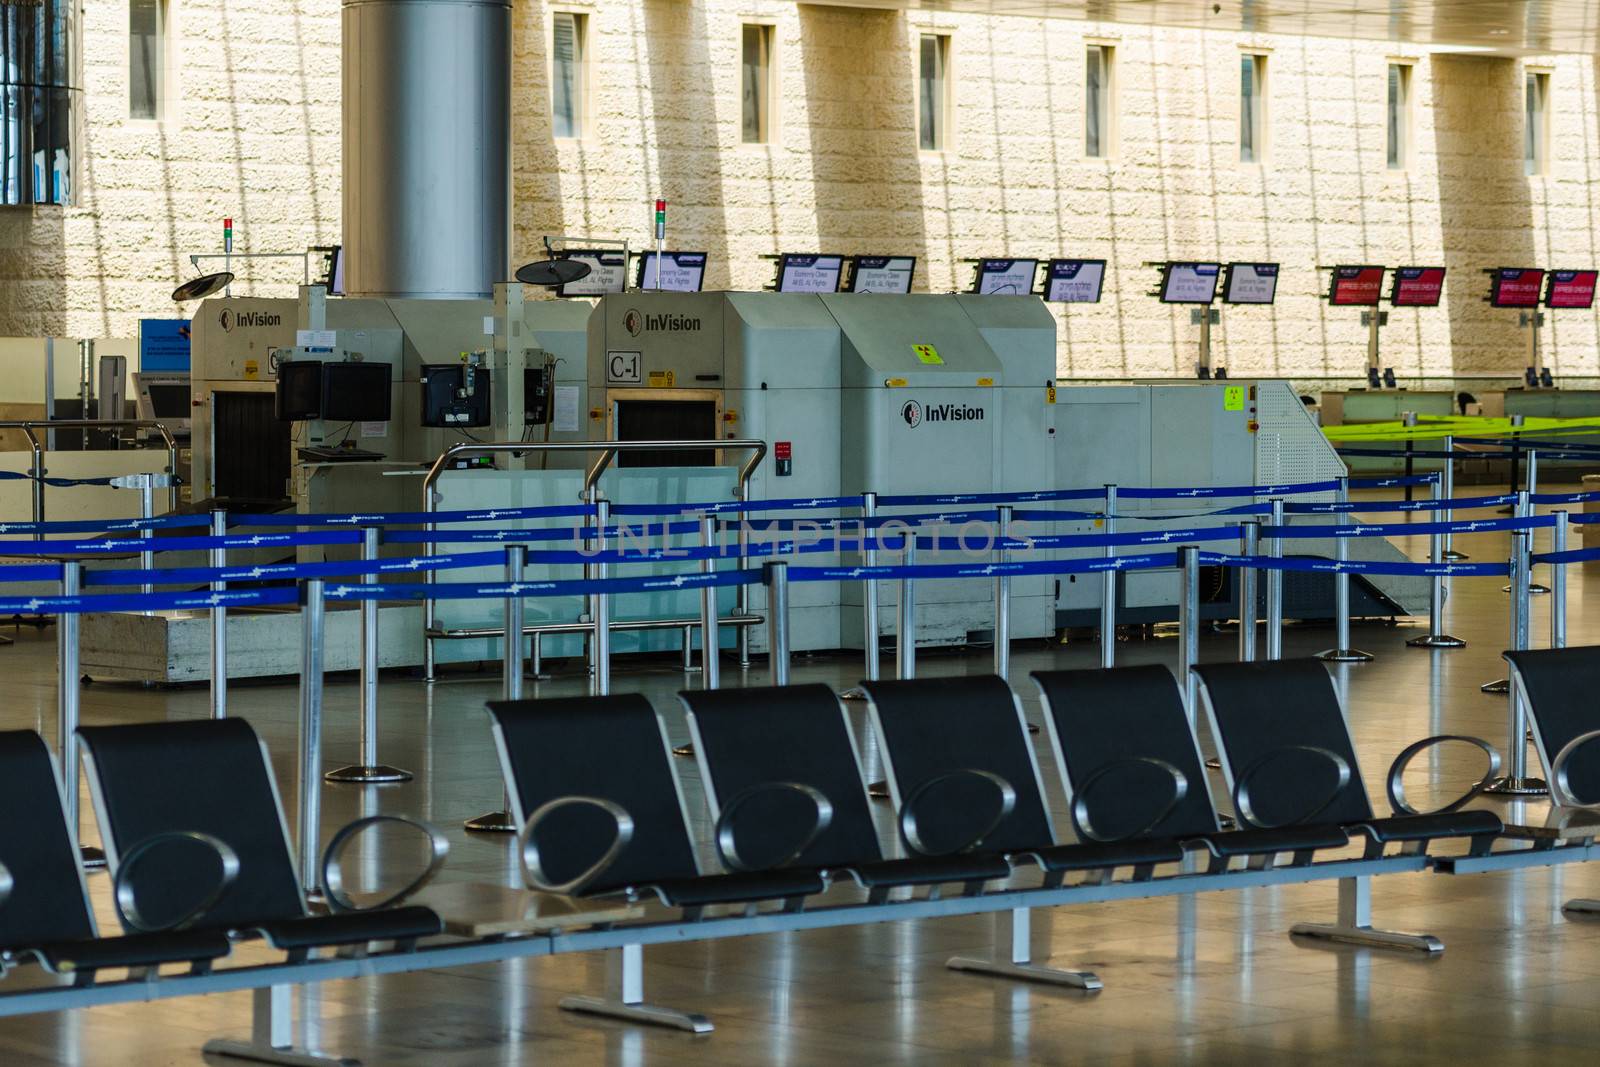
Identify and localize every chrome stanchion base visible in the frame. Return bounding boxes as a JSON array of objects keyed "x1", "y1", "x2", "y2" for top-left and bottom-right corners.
[
  {"x1": 1407, "y1": 634, "x2": 1466, "y2": 649},
  {"x1": 80, "y1": 845, "x2": 106, "y2": 871},
  {"x1": 463, "y1": 810, "x2": 517, "y2": 833},
  {"x1": 1483, "y1": 776, "x2": 1548, "y2": 796},
  {"x1": 1503, "y1": 583, "x2": 1551, "y2": 595},
  {"x1": 1316, "y1": 648, "x2": 1374, "y2": 663},
  {"x1": 324, "y1": 764, "x2": 413, "y2": 784},
  {"x1": 1481, "y1": 678, "x2": 1510, "y2": 693}
]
